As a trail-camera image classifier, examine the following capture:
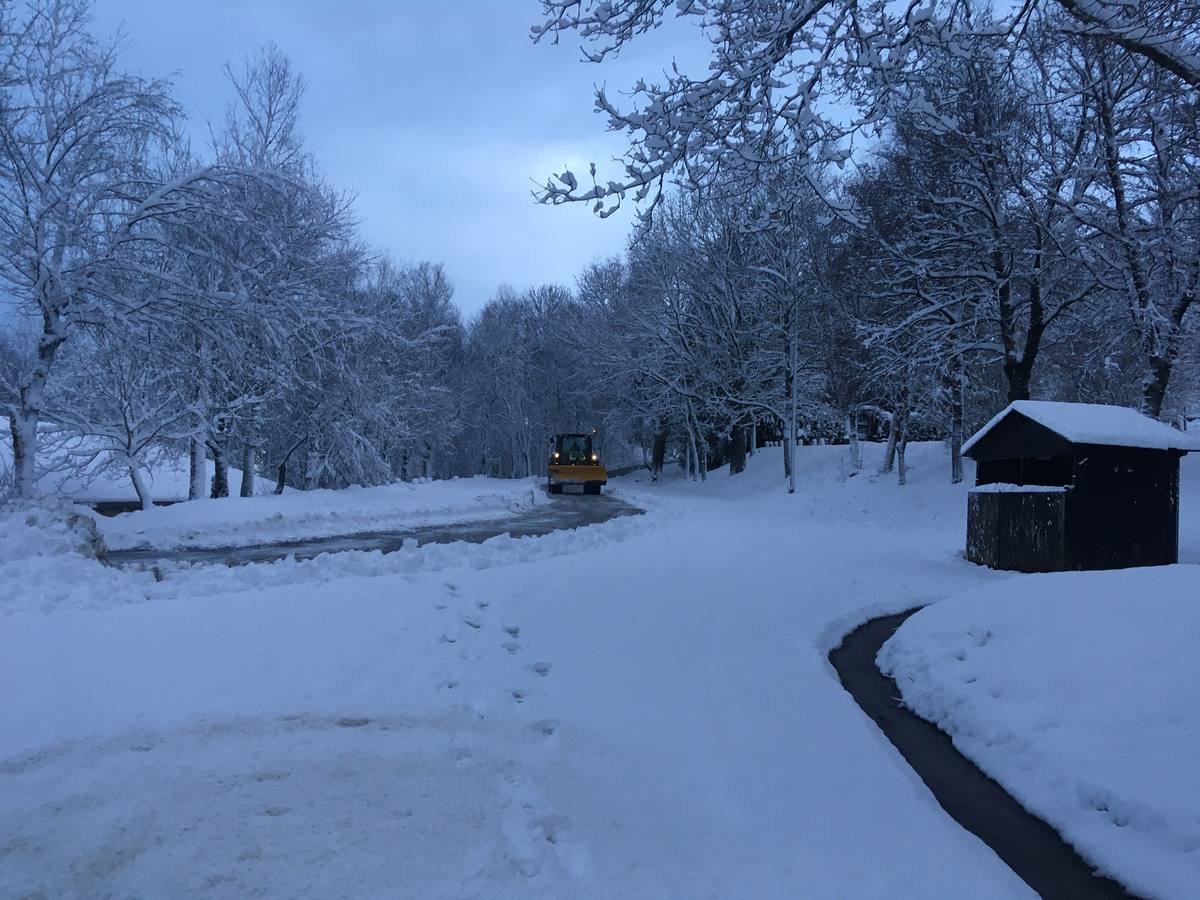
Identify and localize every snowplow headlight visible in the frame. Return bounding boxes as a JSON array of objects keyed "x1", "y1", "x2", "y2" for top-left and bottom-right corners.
[
  {"x1": 592, "y1": 454, "x2": 598, "y2": 461},
  {"x1": 553, "y1": 451, "x2": 559, "y2": 459}
]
